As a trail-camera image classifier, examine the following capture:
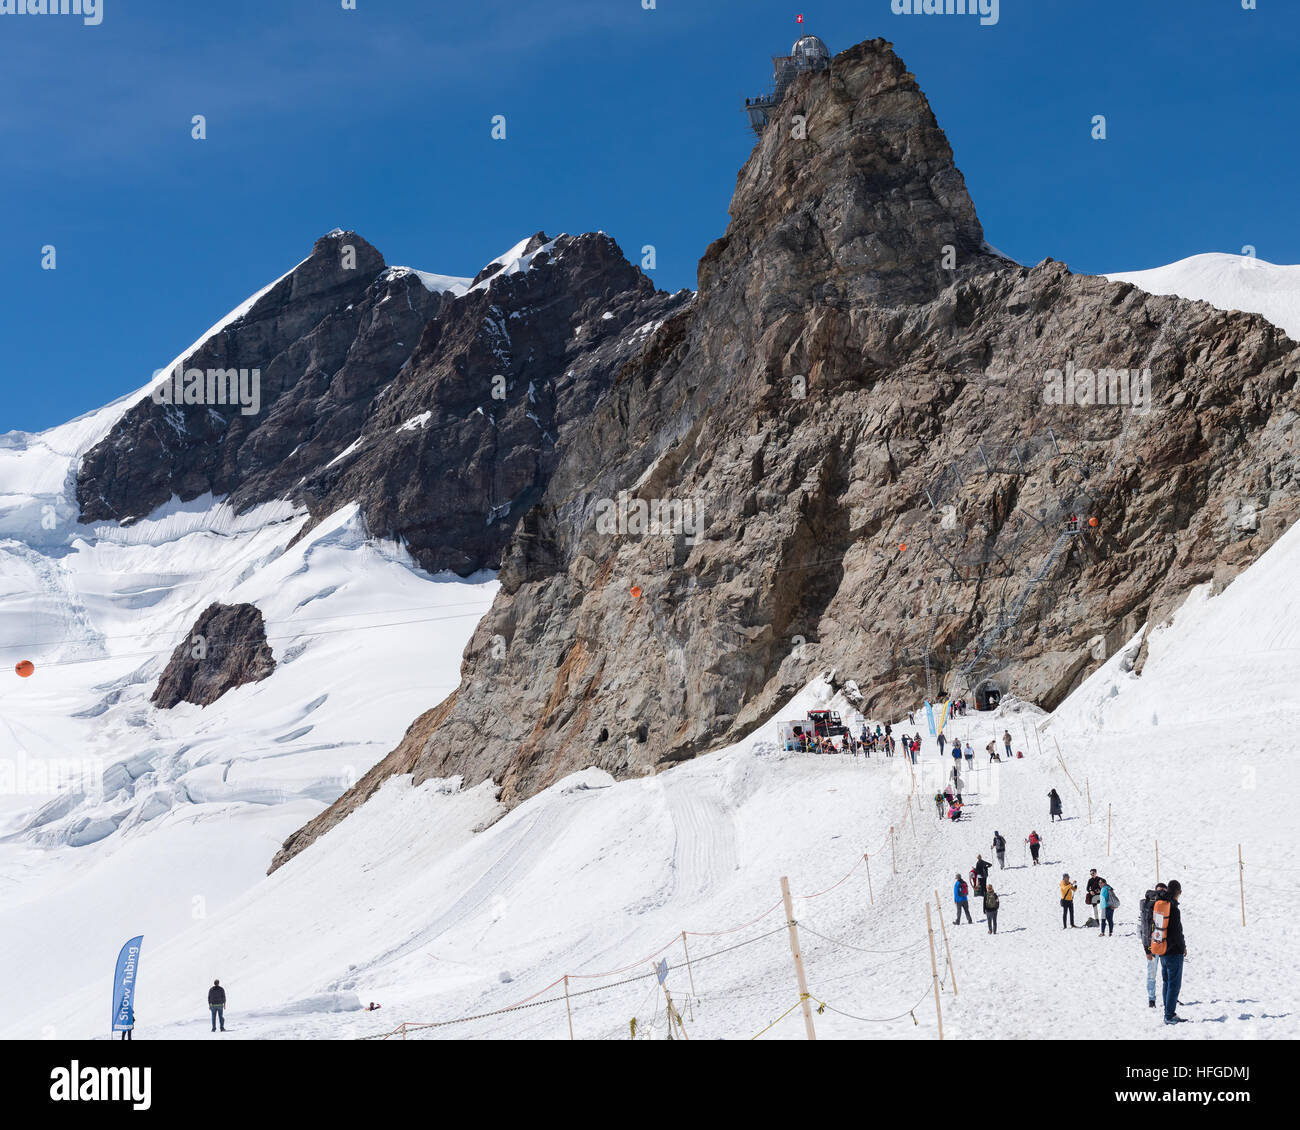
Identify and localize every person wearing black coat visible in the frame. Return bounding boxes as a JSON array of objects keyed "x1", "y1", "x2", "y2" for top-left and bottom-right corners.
[
  {"x1": 1048, "y1": 788, "x2": 1063, "y2": 822},
  {"x1": 1156, "y1": 881, "x2": 1187, "y2": 1024},
  {"x1": 208, "y1": 980, "x2": 227, "y2": 1032}
]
